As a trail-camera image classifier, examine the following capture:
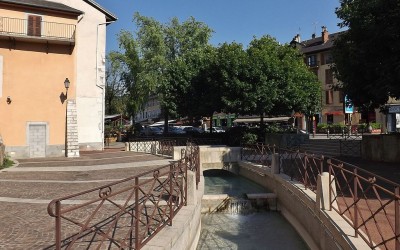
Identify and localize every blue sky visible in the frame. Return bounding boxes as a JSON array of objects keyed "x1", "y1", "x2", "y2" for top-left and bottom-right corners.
[{"x1": 96, "y1": 0, "x2": 344, "y2": 53}]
